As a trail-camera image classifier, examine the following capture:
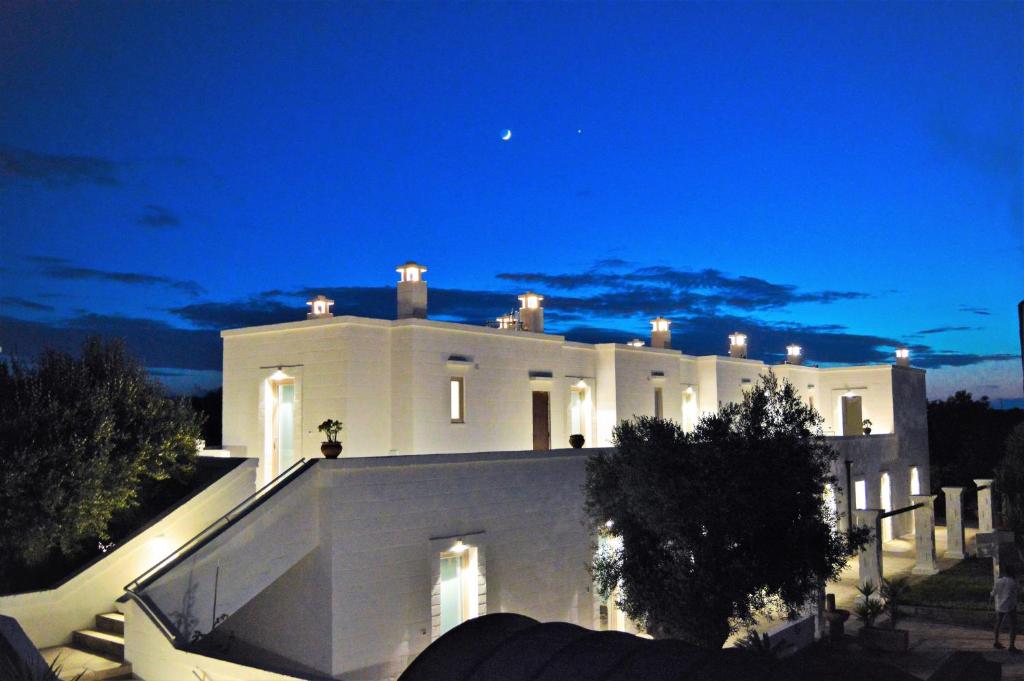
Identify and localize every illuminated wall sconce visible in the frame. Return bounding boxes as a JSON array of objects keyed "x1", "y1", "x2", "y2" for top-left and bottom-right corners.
[
  {"x1": 895, "y1": 347, "x2": 910, "y2": 367},
  {"x1": 518, "y1": 292, "x2": 545, "y2": 333},
  {"x1": 627, "y1": 338, "x2": 645, "y2": 348},
  {"x1": 786, "y1": 344, "x2": 803, "y2": 365},
  {"x1": 306, "y1": 294, "x2": 335, "y2": 319},
  {"x1": 650, "y1": 317, "x2": 671, "y2": 349},
  {"x1": 729, "y1": 332, "x2": 748, "y2": 359}
]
